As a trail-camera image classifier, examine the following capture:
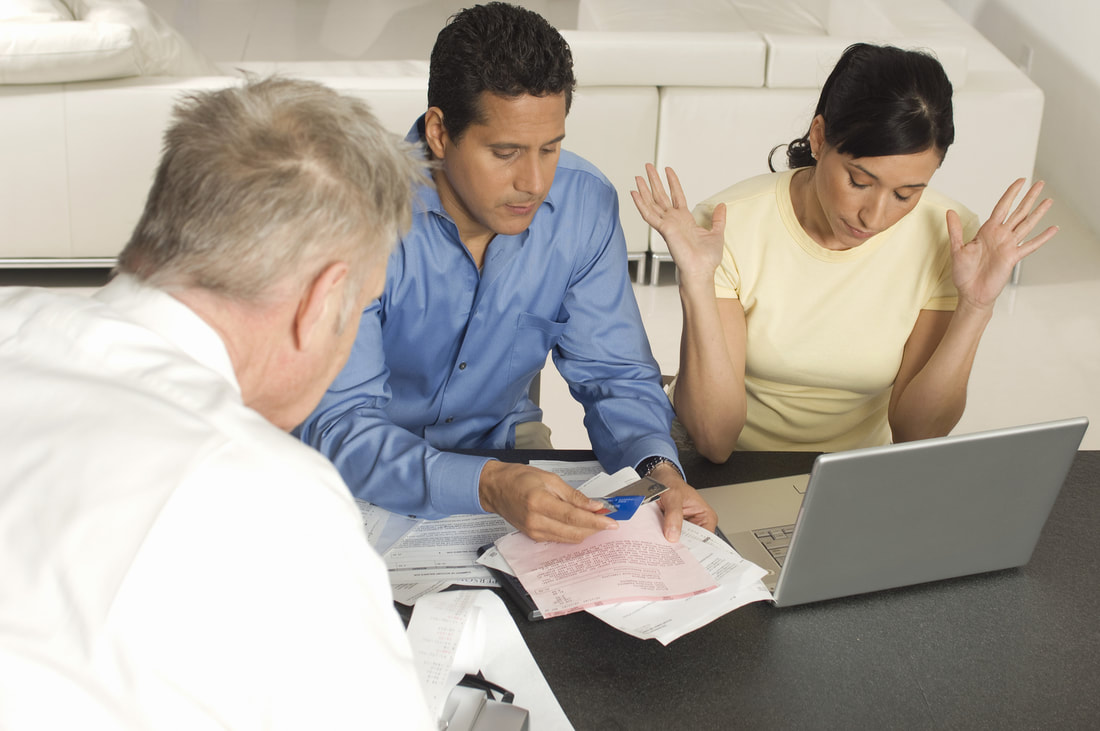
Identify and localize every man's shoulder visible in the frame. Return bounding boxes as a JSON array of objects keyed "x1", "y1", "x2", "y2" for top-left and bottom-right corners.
[
  {"x1": 0, "y1": 286, "x2": 100, "y2": 339},
  {"x1": 553, "y1": 149, "x2": 616, "y2": 194},
  {"x1": 200, "y1": 410, "x2": 348, "y2": 495}
]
